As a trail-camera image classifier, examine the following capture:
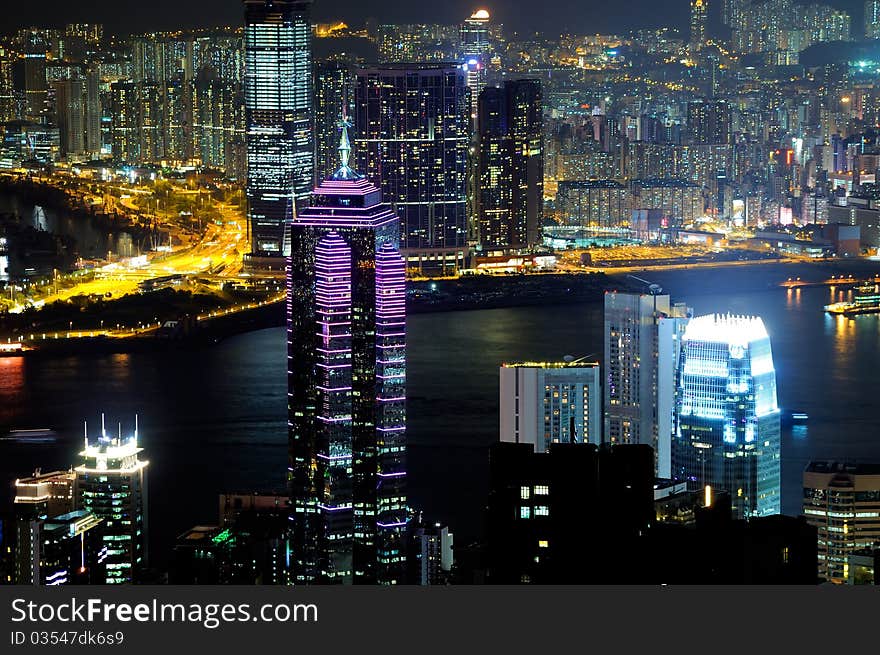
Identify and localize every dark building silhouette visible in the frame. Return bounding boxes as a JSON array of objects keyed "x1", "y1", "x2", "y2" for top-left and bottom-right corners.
[
  {"x1": 486, "y1": 442, "x2": 818, "y2": 584},
  {"x1": 486, "y1": 441, "x2": 654, "y2": 584}
]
